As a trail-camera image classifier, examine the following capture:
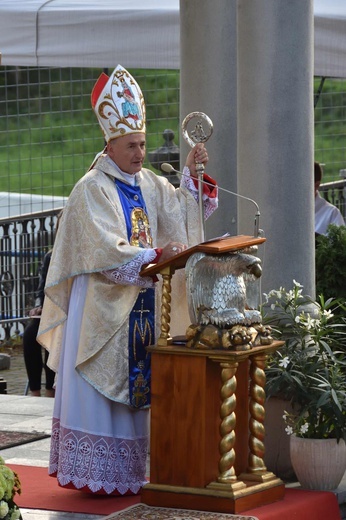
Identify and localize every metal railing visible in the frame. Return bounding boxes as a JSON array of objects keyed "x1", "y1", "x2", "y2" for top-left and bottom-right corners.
[
  {"x1": 319, "y1": 179, "x2": 346, "y2": 220},
  {"x1": 0, "y1": 207, "x2": 62, "y2": 340},
  {"x1": 0, "y1": 178, "x2": 344, "y2": 342}
]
